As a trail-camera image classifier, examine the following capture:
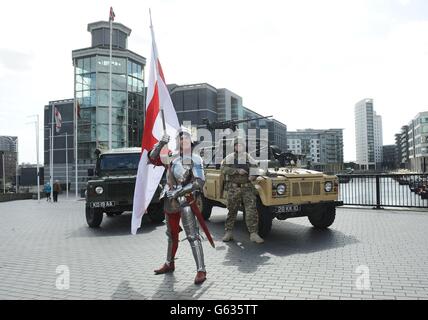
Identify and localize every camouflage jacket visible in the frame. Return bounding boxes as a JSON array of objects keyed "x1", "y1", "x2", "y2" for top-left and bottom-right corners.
[{"x1": 220, "y1": 152, "x2": 258, "y2": 185}]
